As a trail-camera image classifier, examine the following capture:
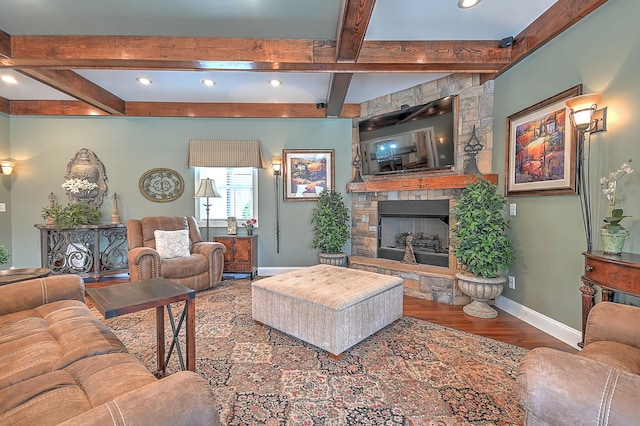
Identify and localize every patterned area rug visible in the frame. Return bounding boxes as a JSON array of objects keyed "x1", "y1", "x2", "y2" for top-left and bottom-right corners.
[{"x1": 97, "y1": 278, "x2": 528, "y2": 425}]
